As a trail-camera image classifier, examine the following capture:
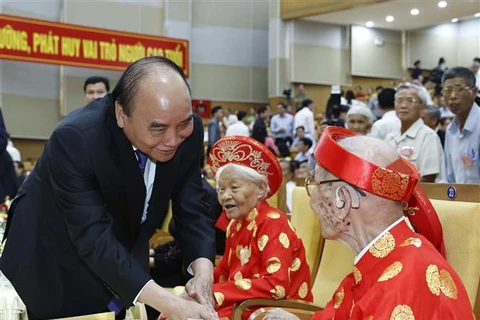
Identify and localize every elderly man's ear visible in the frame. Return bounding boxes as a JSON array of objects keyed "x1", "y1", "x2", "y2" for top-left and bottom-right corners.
[{"x1": 335, "y1": 185, "x2": 361, "y2": 212}]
